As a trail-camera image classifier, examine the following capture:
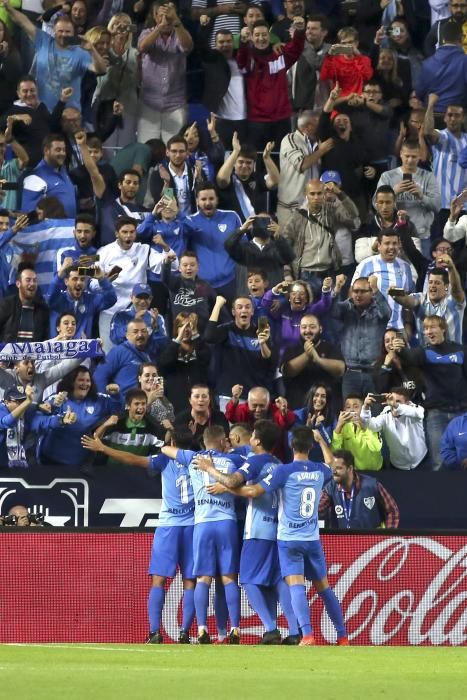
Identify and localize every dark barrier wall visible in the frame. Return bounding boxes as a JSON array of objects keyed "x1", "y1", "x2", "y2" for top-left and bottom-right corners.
[
  {"x1": 1, "y1": 531, "x2": 466, "y2": 645},
  {"x1": 0, "y1": 464, "x2": 466, "y2": 528}
]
